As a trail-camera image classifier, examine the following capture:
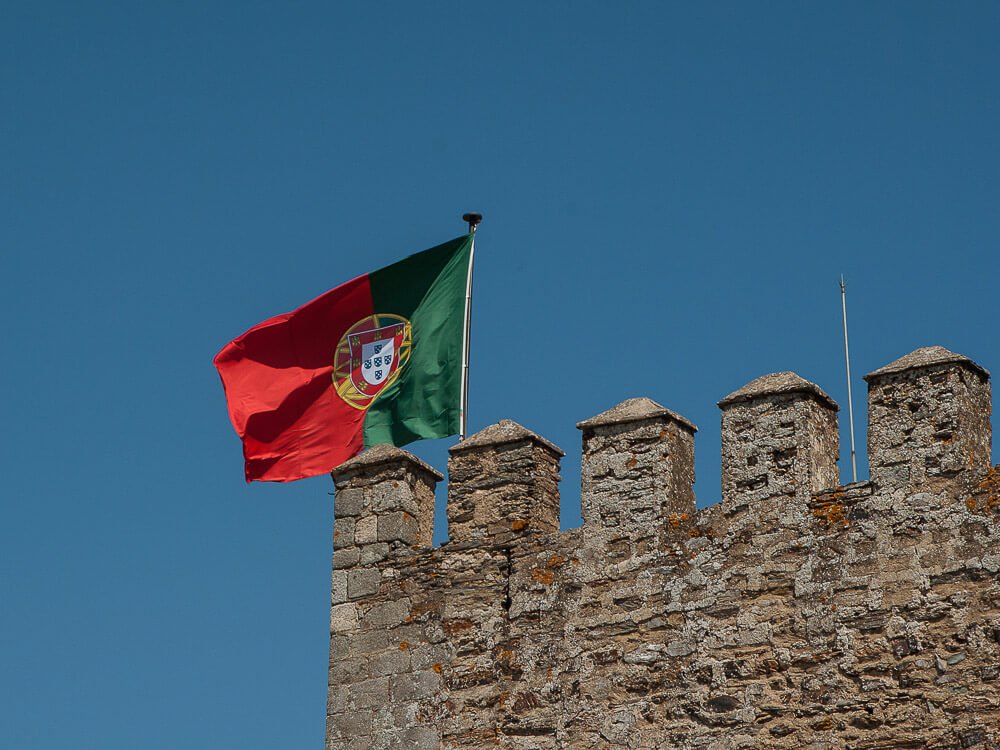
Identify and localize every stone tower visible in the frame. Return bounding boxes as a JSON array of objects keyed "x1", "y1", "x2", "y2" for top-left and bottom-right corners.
[{"x1": 326, "y1": 346, "x2": 999, "y2": 750}]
